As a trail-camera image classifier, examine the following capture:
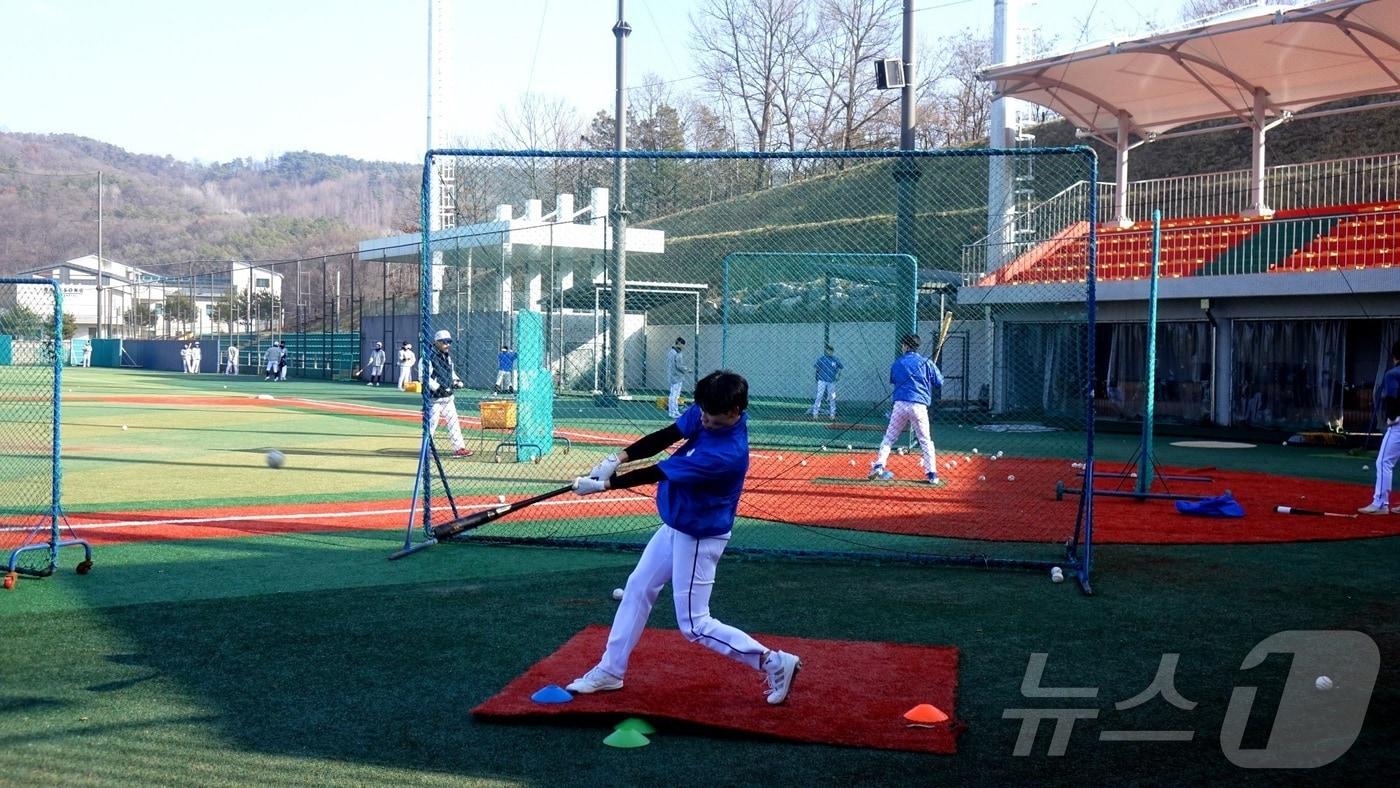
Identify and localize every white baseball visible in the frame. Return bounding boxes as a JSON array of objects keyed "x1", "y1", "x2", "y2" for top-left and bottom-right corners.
[
  {"x1": 799, "y1": 460, "x2": 807, "y2": 466},
  {"x1": 1315, "y1": 675, "x2": 1334, "y2": 691},
  {"x1": 1051, "y1": 566, "x2": 1065, "y2": 583},
  {"x1": 1363, "y1": 465, "x2": 1370, "y2": 470},
  {"x1": 972, "y1": 448, "x2": 979, "y2": 454},
  {"x1": 120, "y1": 425, "x2": 128, "y2": 431},
  {"x1": 820, "y1": 445, "x2": 827, "y2": 451},
  {"x1": 265, "y1": 450, "x2": 285, "y2": 469},
  {"x1": 1007, "y1": 474, "x2": 1016, "y2": 481},
  {"x1": 996, "y1": 450, "x2": 1004, "y2": 458},
  {"x1": 497, "y1": 495, "x2": 507, "y2": 503},
  {"x1": 846, "y1": 444, "x2": 853, "y2": 451},
  {"x1": 777, "y1": 455, "x2": 784, "y2": 462},
  {"x1": 977, "y1": 475, "x2": 986, "y2": 481},
  {"x1": 612, "y1": 588, "x2": 624, "y2": 601},
  {"x1": 849, "y1": 459, "x2": 857, "y2": 466}
]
